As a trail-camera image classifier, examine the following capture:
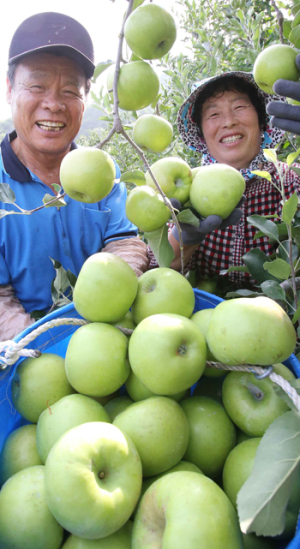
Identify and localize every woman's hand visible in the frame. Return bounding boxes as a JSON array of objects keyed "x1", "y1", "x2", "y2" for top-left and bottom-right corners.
[
  {"x1": 267, "y1": 54, "x2": 300, "y2": 134},
  {"x1": 170, "y1": 196, "x2": 245, "y2": 246}
]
